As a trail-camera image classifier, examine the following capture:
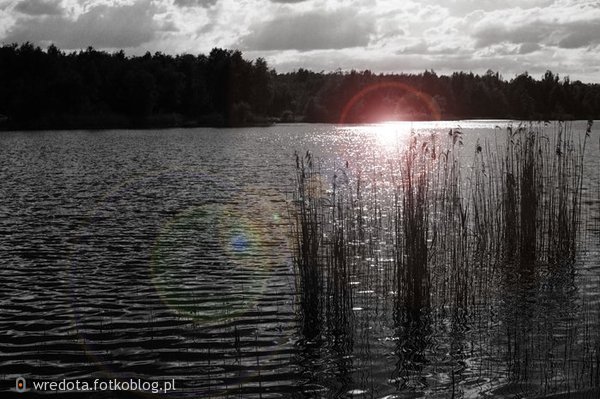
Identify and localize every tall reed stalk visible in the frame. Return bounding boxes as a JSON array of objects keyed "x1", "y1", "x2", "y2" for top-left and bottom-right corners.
[{"x1": 291, "y1": 151, "x2": 324, "y2": 338}]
